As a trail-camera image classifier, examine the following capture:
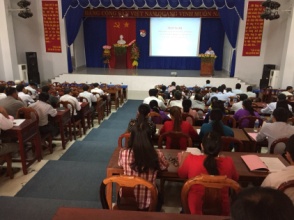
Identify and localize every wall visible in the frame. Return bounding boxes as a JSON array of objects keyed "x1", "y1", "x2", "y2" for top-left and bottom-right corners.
[
  {"x1": 222, "y1": 34, "x2": 232, "y2": 73},
  {"x1": 11, "y1": 0, "x2": 68, "y2": 83}
]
